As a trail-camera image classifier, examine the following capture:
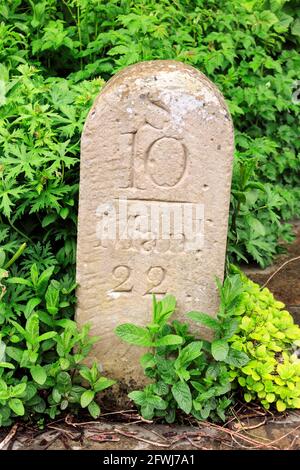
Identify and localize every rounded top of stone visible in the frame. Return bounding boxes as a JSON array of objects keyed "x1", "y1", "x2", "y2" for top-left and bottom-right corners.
[{"x1": 96, "y1": 60, "x2": 231, "y2": 121}]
